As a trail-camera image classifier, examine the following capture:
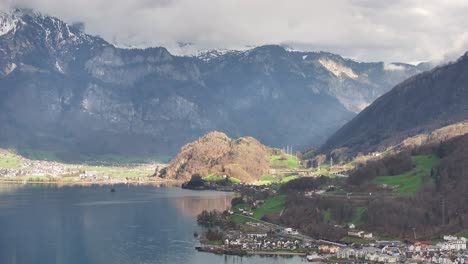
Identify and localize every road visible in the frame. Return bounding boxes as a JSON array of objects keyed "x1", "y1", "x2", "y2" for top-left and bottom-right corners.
[
  {"x1": 317, "y1": 192, "x2": 396, "y2": 200},
  {"x1": 234, "y1": 213, "x2": 346, "y2": 247}
]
